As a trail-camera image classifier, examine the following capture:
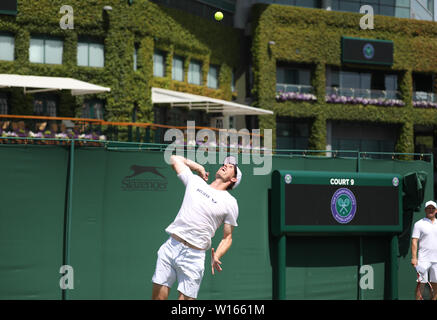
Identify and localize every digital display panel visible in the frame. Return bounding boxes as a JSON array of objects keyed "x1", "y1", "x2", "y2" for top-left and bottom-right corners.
[{"x1": 342, "y1": 36, "x2": 393, "y2": 66}]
